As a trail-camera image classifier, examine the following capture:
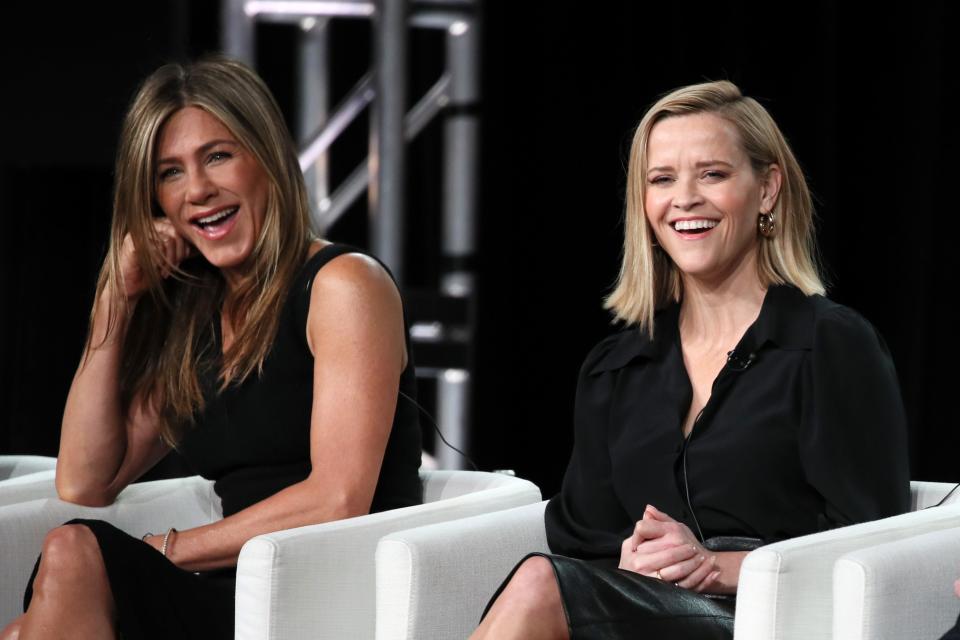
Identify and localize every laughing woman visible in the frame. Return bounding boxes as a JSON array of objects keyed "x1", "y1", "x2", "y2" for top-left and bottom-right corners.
[
  {"x1": 0, "y1": 57, "x2": 421, "y2": 640},
  {"x1": 471, "y1": 81, "x2": 910, "y2": 639}
]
